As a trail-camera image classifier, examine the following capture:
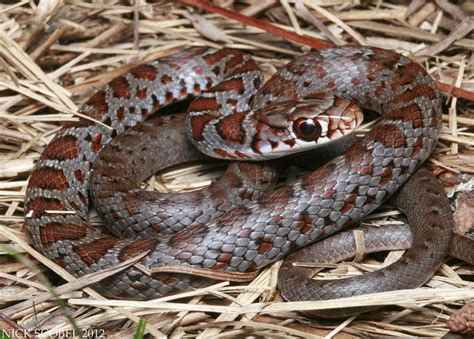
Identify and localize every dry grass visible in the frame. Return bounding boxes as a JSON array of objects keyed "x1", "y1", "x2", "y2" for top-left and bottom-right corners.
[{"x1": 0, "y1": 1, "x2": 473, "y2": 338}]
